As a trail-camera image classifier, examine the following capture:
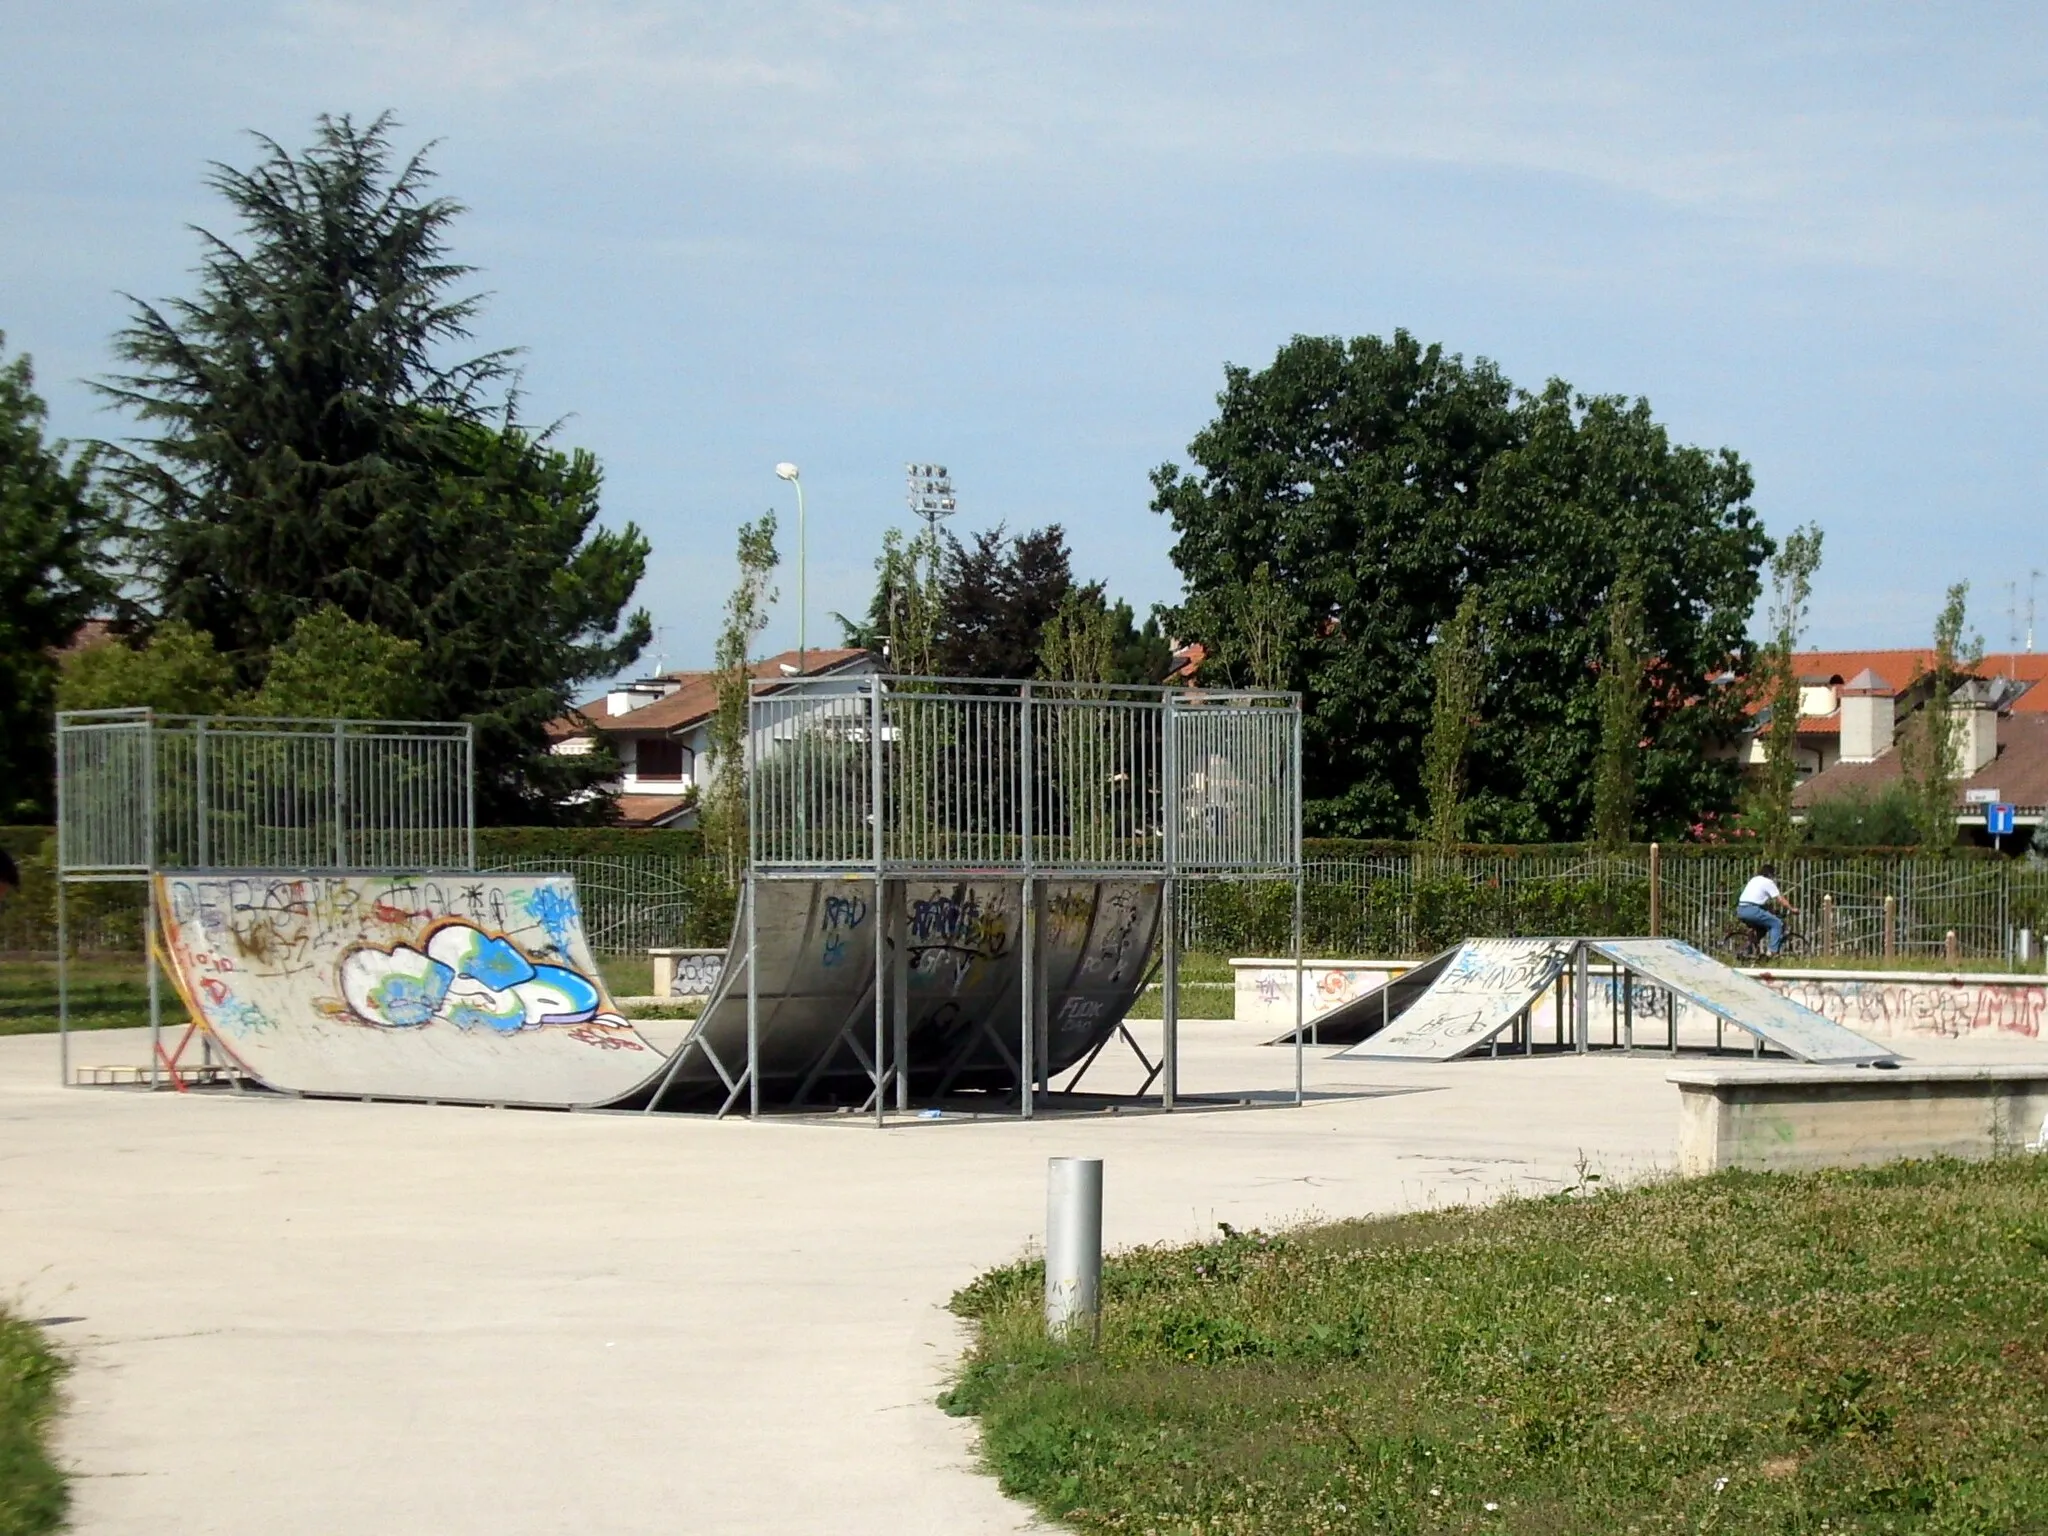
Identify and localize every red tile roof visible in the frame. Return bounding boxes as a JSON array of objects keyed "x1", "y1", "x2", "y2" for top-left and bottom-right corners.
[
  {"x1": 1793, "y1": 649, "x2": 2048, "y2": 712},
  {"x1": 613, "y1": 793, "x2": 698, "y2": 828},
  {"x1": 1792, "y1": 712, "x2": 2048, "y2": 811},
  {"x1": 552, "y1": 649, "x2": 873, "y2": 740}
]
